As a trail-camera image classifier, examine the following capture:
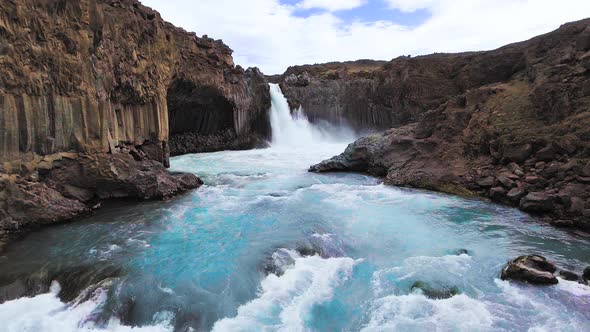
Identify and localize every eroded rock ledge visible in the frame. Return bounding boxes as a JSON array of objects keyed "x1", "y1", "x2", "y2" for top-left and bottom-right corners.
[
  {"x1": 310, "y1": 18, "x2": 590, "y2": 230},
  {"x1": 0, "y1": 0, "x2": 271, "y2": 245},
  {"x1": 1, "y1": 151, "x2": 202, "y2": 244}
]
